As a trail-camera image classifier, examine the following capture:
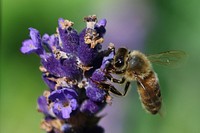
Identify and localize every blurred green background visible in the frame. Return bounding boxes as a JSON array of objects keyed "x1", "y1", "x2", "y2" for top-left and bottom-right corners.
[{"x1": 1, "y1": 0, "x2": 200, "y2": 133}]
